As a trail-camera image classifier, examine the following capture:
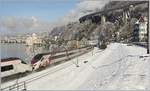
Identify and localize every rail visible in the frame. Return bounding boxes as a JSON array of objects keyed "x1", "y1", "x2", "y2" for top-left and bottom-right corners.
[
  {"x1": 3, "y1": 81, "x2": 27, "y2": 91},
  {"x1": 1, "y1": 46, "x2": 93, "y2": 91}
]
